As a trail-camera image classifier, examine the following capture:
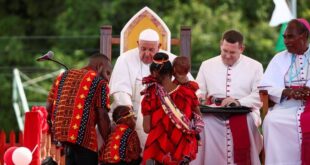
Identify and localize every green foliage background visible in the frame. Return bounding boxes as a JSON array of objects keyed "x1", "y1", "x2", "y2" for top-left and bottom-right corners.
[{"x1": 0, "y1": 0, "x2": 309, "y2": 131}]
